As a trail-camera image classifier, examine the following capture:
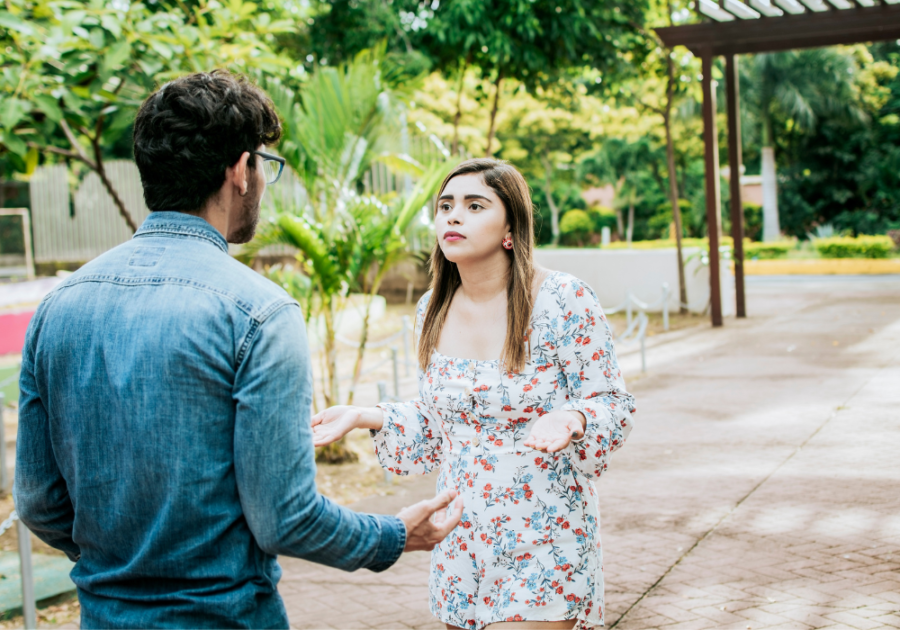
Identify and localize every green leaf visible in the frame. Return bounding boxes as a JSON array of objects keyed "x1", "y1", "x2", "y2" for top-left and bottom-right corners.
[
  {"x1": 1, "y1": 131, "x2": 27, "y2": 157},
  {"x1": 376, "y1": 152, "x2": 425, "y2": 177},
  {"x1": 102, "y1": 39, "x2": 131, "y2": 73},
  {"x1": 33, "y1": 94, "x2": 63, "y2": 123},
  {"x1": 25, "y1": 145, "x2": 39, "y2": 175},
  {"x1": 0, "y1": 11, "x2": 36, "y2": 36},
  {"x1": 100, "y1": 13, "x2": 122, "y2": 39},
  {"x1": 0, "y1": 98, "x2": 30, "y2": 130}
]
